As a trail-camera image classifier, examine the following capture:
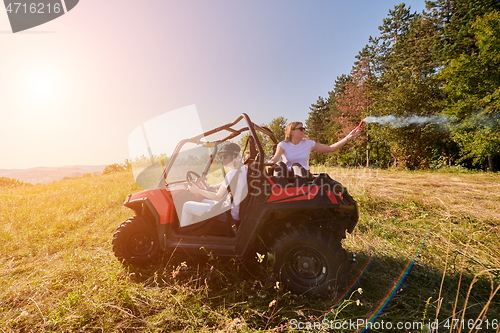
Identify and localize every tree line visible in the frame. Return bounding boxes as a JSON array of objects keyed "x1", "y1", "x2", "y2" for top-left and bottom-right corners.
[{"x1": 301, "y1": 0, "x2": 500, "y2": 171}]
